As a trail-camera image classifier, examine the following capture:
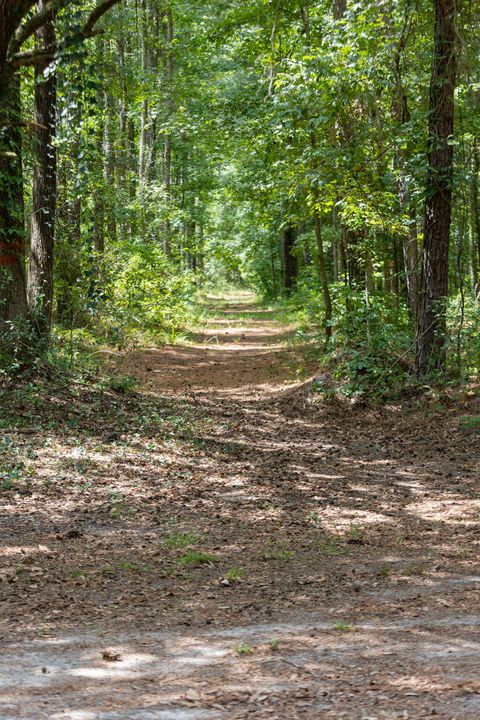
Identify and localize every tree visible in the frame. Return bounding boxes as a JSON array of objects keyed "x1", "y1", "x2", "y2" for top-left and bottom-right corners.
[
  {"x1": 0, "y1": 0, "x2": 122, "y2": 330},
  {"x1": 415, "y1": 0, "x2": 458, "y2": 376},
  {"x1": 27, "y1": 1, "x2": 57, "y2": 336}
]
